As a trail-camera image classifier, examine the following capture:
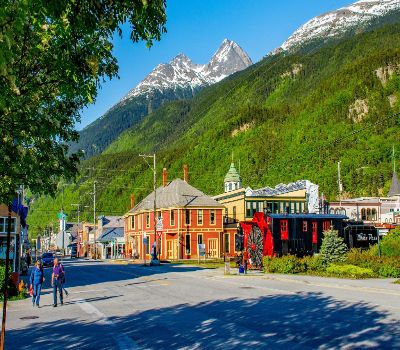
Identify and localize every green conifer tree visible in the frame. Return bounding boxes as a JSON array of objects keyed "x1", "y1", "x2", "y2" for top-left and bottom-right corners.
[{"x1": 320, "y1": 228, "x2": 348, "y2": 265}]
